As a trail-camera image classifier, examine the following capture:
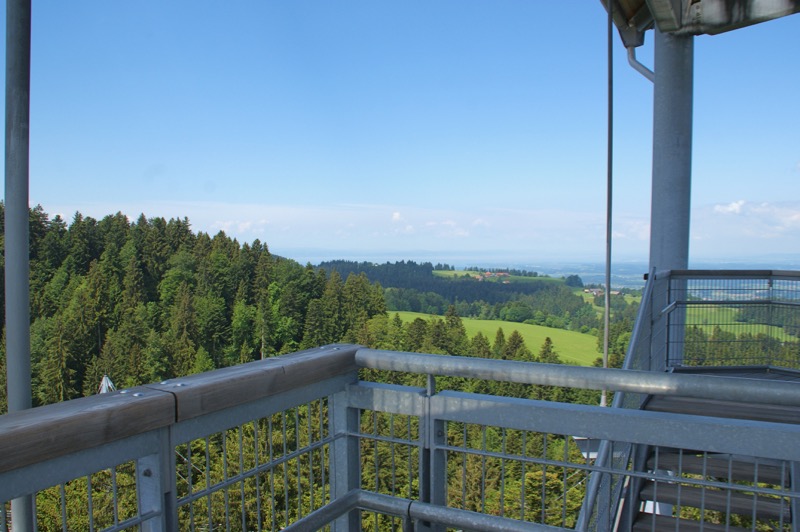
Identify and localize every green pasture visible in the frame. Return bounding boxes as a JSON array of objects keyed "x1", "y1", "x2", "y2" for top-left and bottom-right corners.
[
  {"x1": 684, "y1": 305, "x2": 788, "y2": 338},
  {"x1": 581, "y1": 291, "x2": 641, "y2": 318},
  {"x1": 392, "y1": 311, "x2": 600, "y2": 366}
]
